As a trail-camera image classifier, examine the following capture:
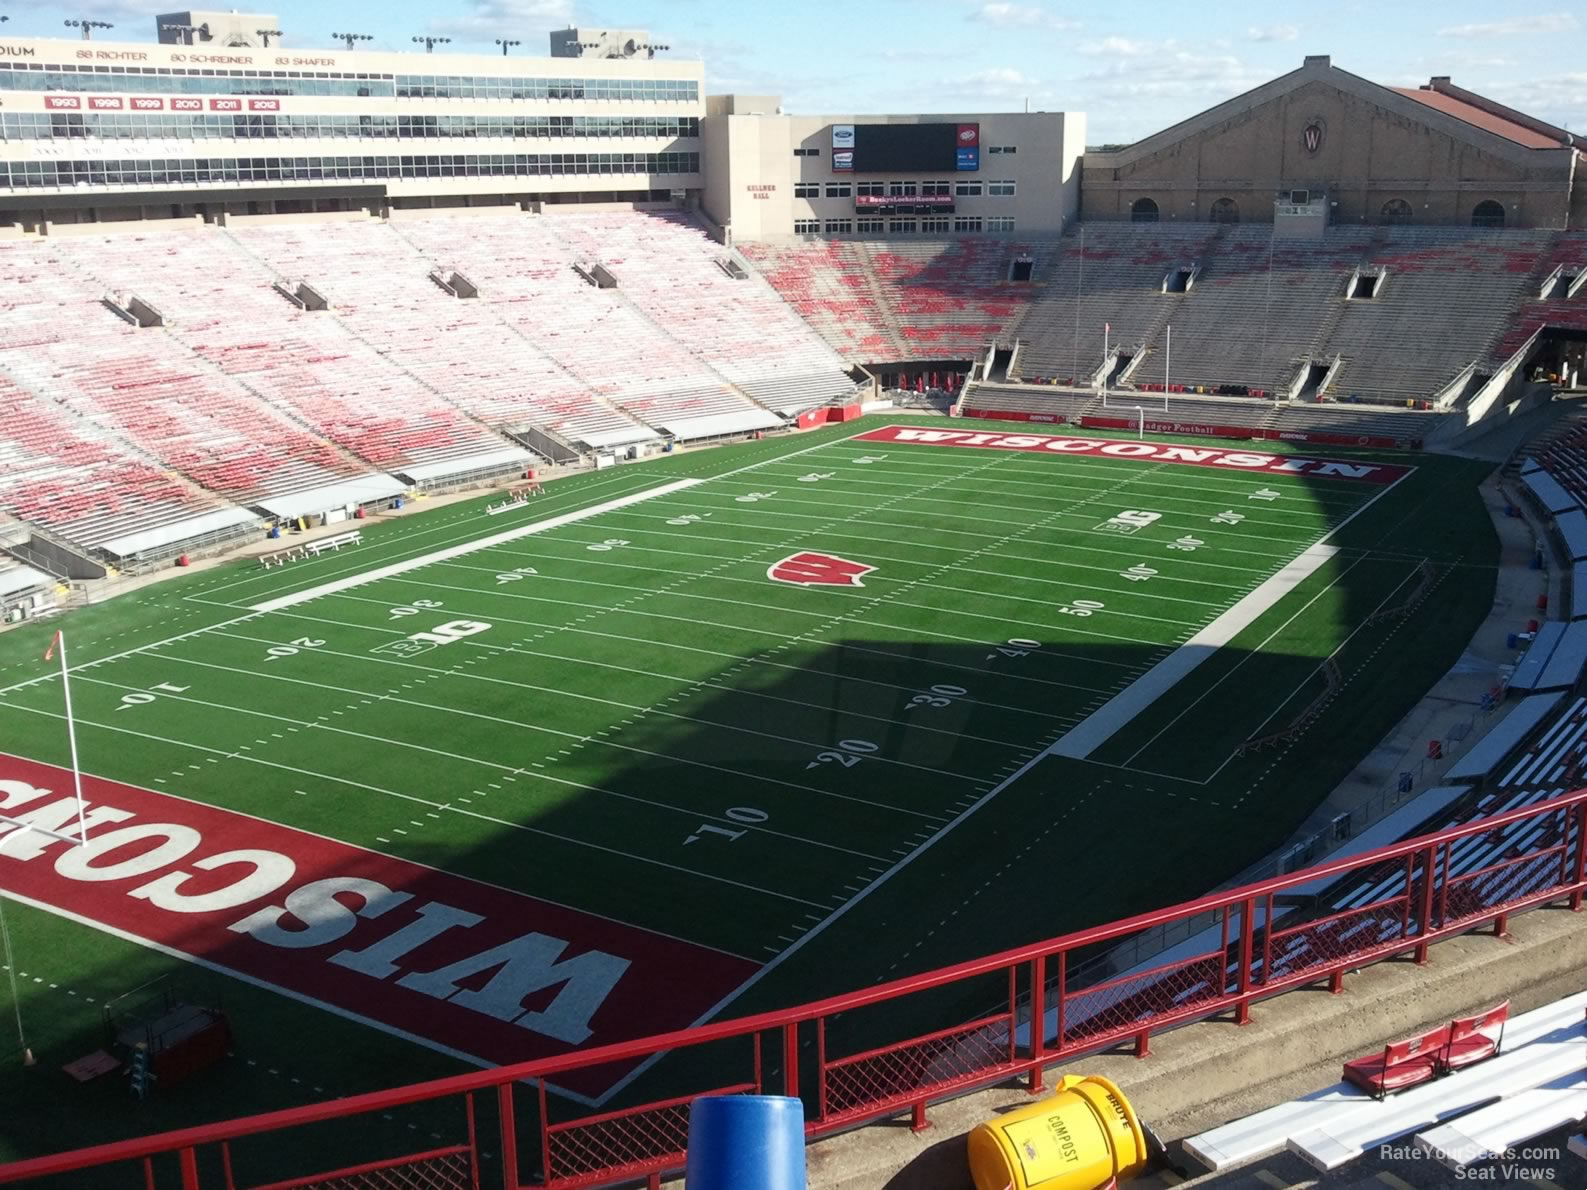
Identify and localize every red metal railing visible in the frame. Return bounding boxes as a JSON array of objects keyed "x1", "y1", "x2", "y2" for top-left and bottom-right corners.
[{"x1": 2, "y1": 789, "x2": 1582, "y2": 1190}]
